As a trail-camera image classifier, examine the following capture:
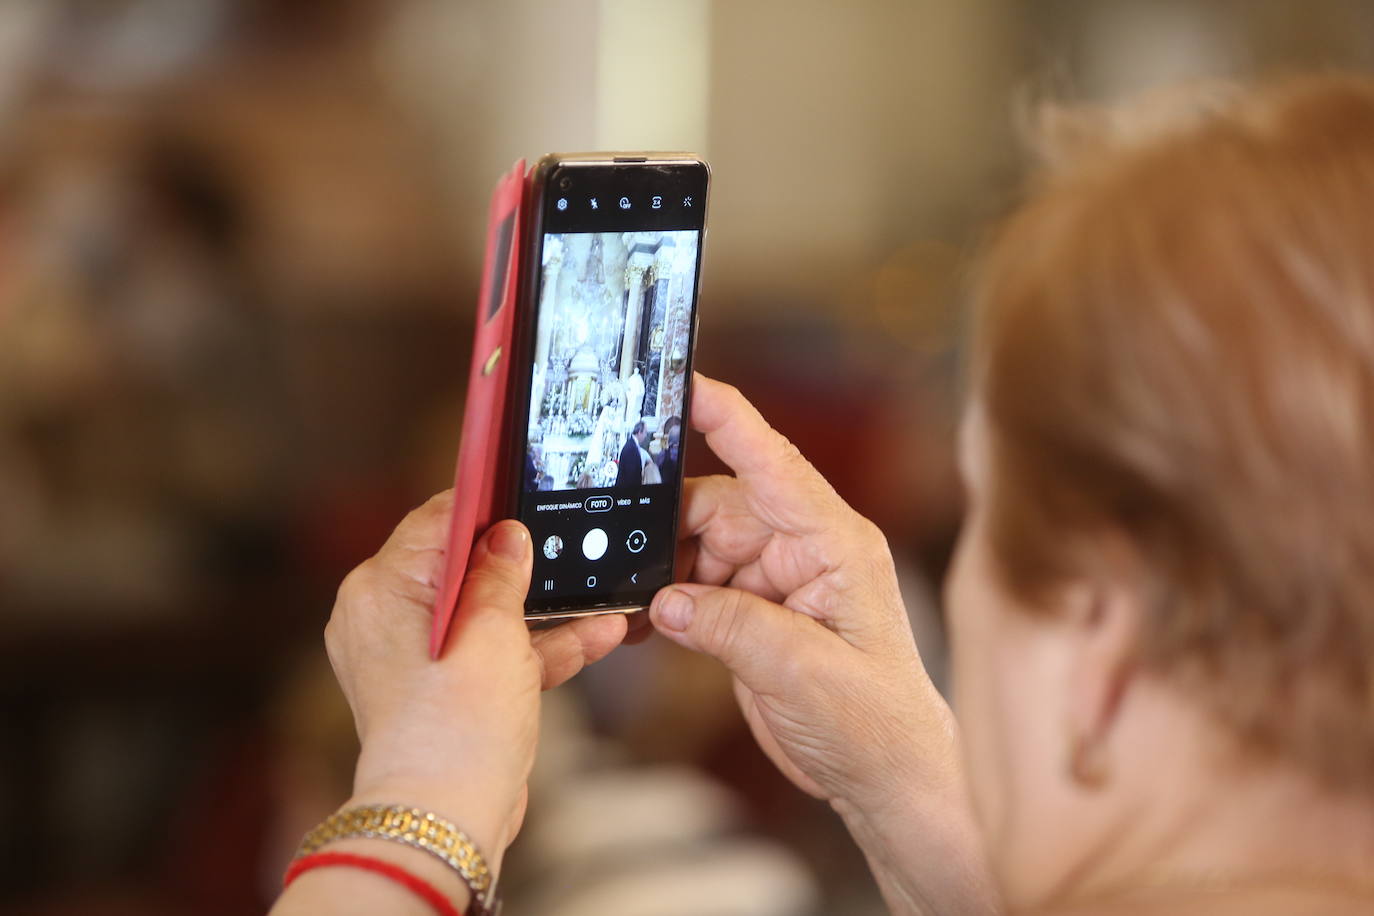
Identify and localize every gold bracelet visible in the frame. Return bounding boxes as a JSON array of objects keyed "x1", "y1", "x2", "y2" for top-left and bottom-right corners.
[{"x1": 296, "y1": 803, "x2": 499, "y2": 915}]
